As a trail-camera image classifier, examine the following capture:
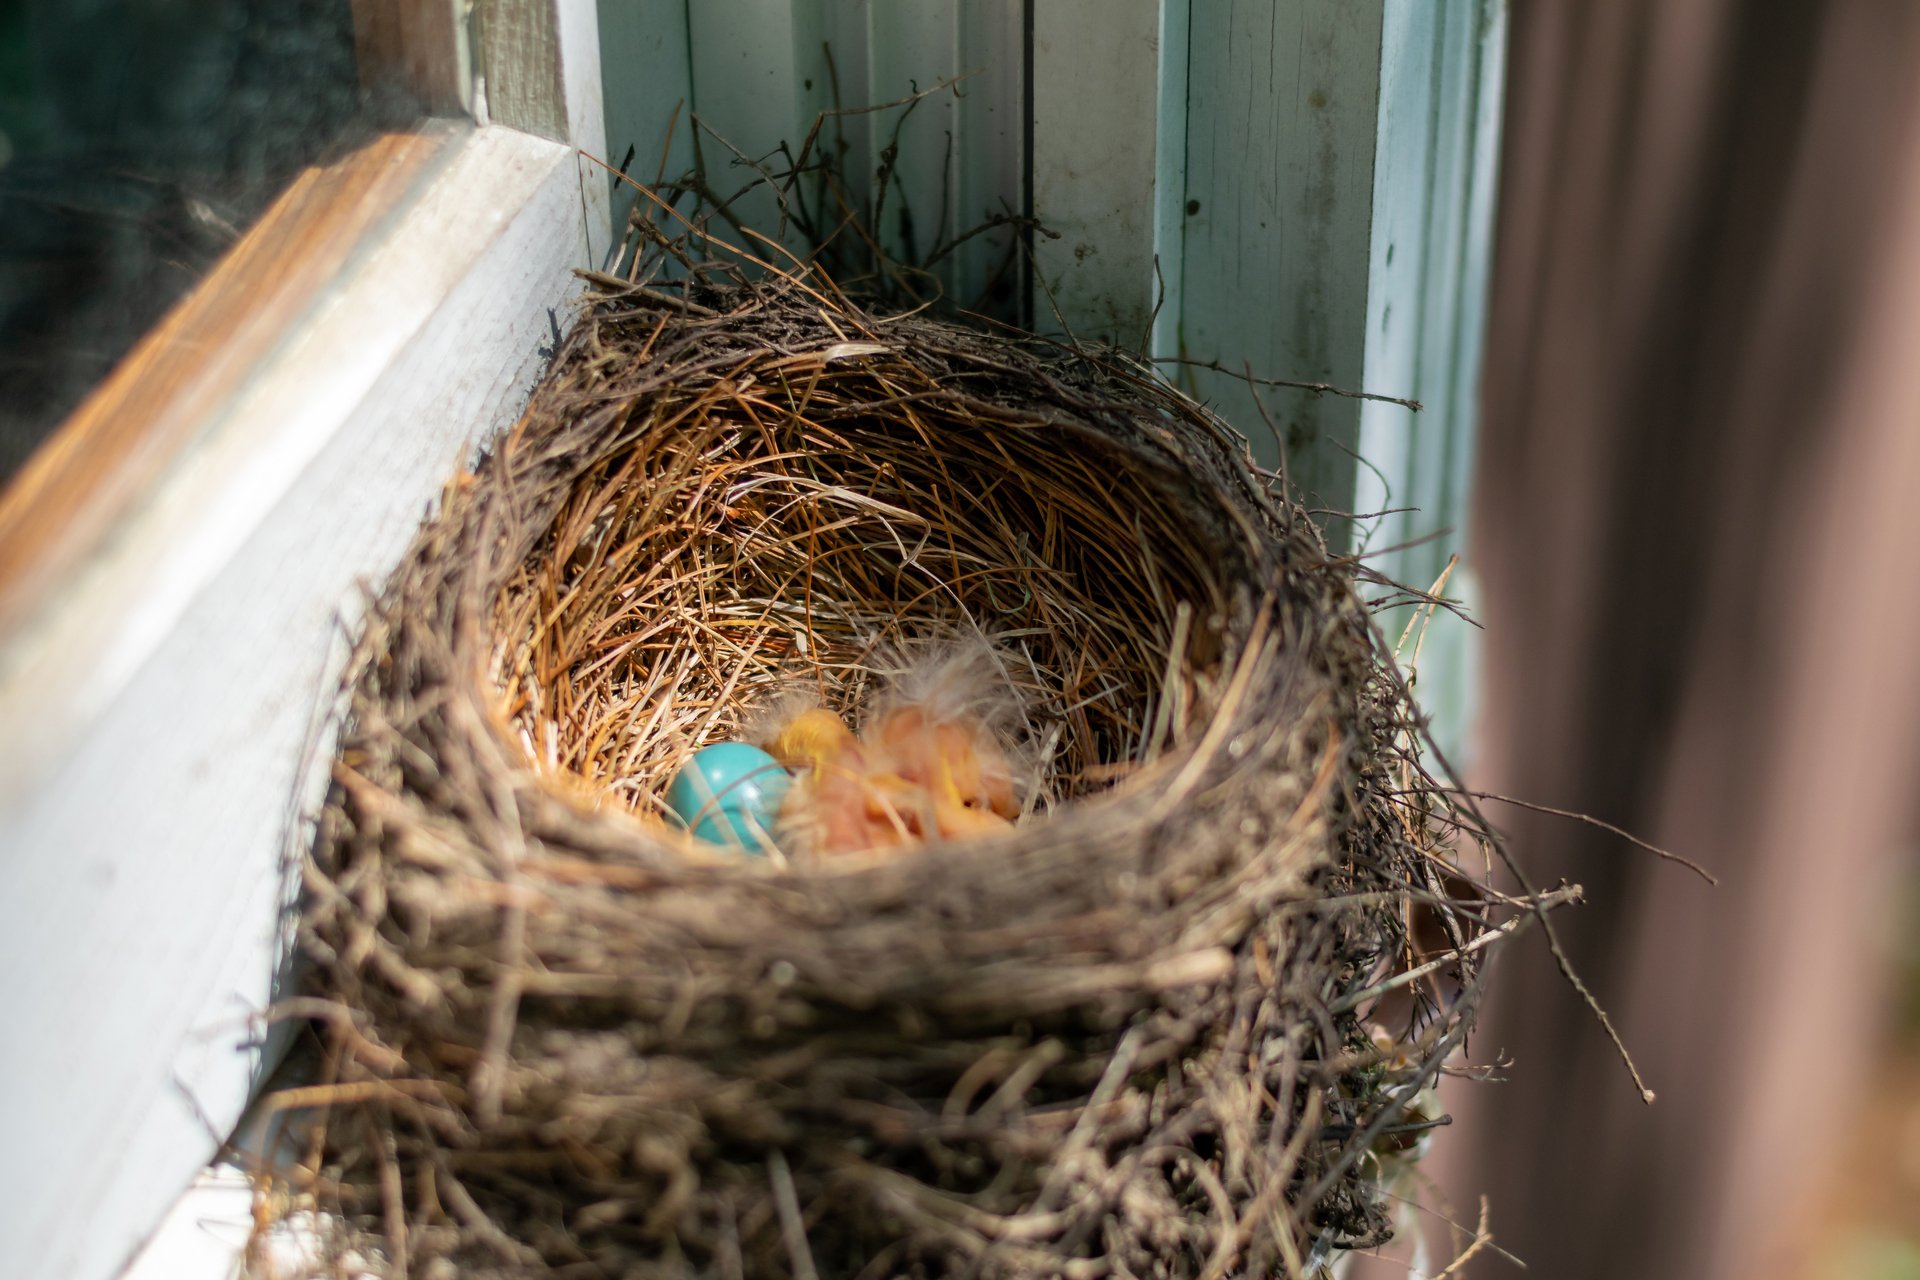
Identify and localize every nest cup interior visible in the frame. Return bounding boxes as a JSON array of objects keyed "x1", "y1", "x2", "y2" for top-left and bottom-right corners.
[{"x1": 488, "y1": 333, "x2": 1263, "y2": 836}]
